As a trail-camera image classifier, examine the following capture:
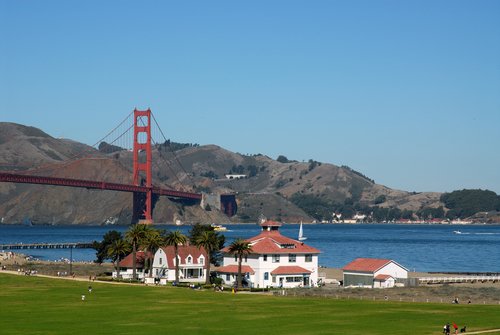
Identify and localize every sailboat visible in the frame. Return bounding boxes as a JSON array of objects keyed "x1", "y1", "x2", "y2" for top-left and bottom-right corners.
[{"x1": 298, "y1": 222, "x2": 307, "y2": 241}]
